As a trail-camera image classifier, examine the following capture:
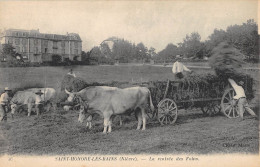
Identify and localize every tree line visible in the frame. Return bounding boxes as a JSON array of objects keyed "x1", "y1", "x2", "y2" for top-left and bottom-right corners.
[
  {"x1": 1, "y1": 19, "x2": 258, "y2": 67},
  {"x1": 85, "y1": 19, "x2": 258, "y2": 64},
  {"x1": 82, "y1": 37, "x2": 156, "y2": 65}
]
